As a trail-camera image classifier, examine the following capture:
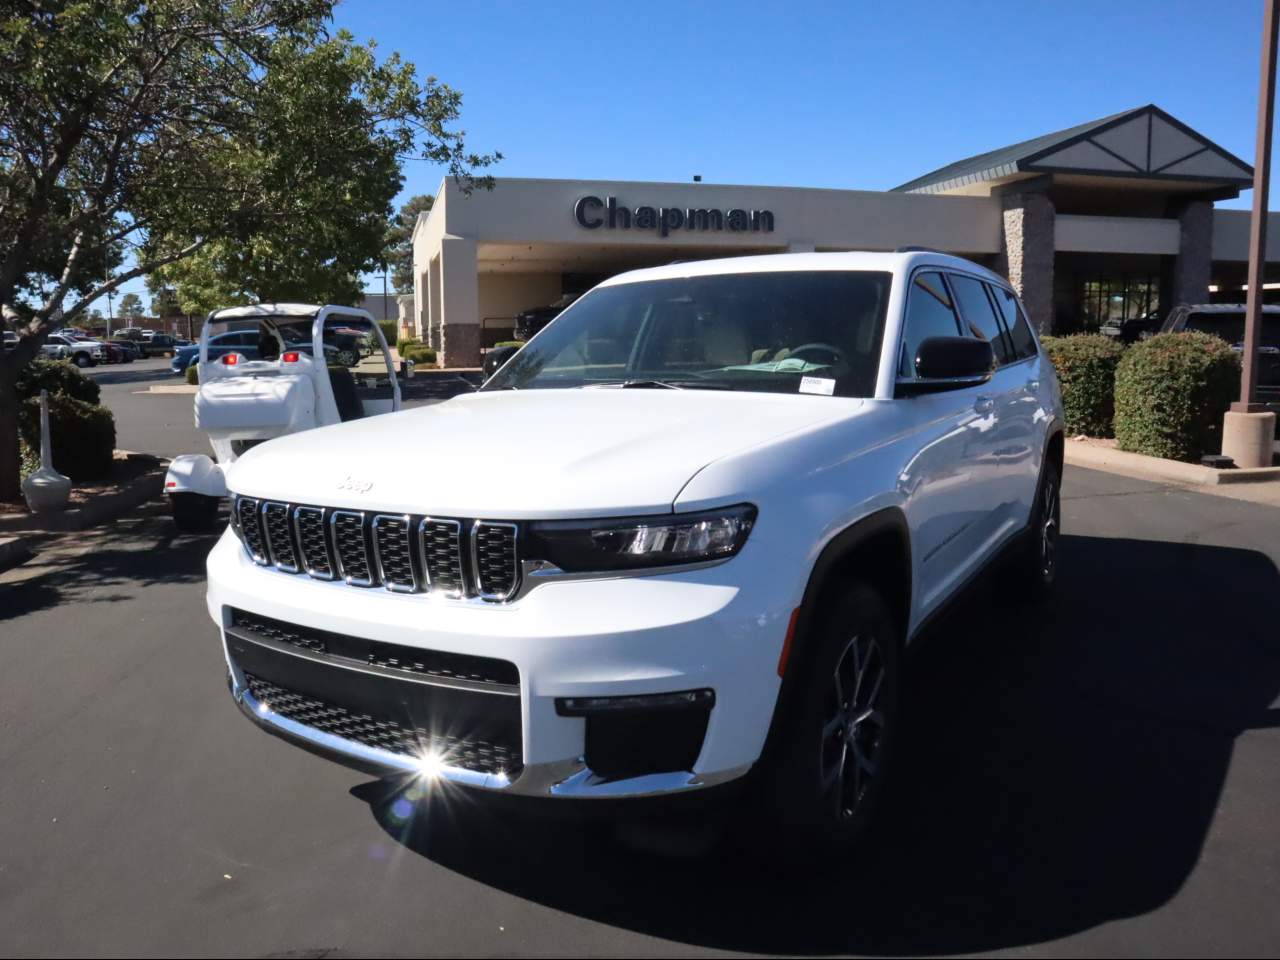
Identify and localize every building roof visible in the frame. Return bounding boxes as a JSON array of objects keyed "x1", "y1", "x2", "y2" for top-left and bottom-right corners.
[{"x1": 893, "y1": 105, "x2": 1253, "y2": 195}]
